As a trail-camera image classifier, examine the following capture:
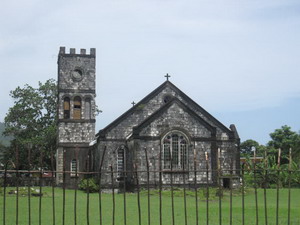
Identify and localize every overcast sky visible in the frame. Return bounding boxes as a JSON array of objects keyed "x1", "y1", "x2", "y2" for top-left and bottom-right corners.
[{"x1": 1, "y1": 0, "x2": 299, "y2": 144}]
